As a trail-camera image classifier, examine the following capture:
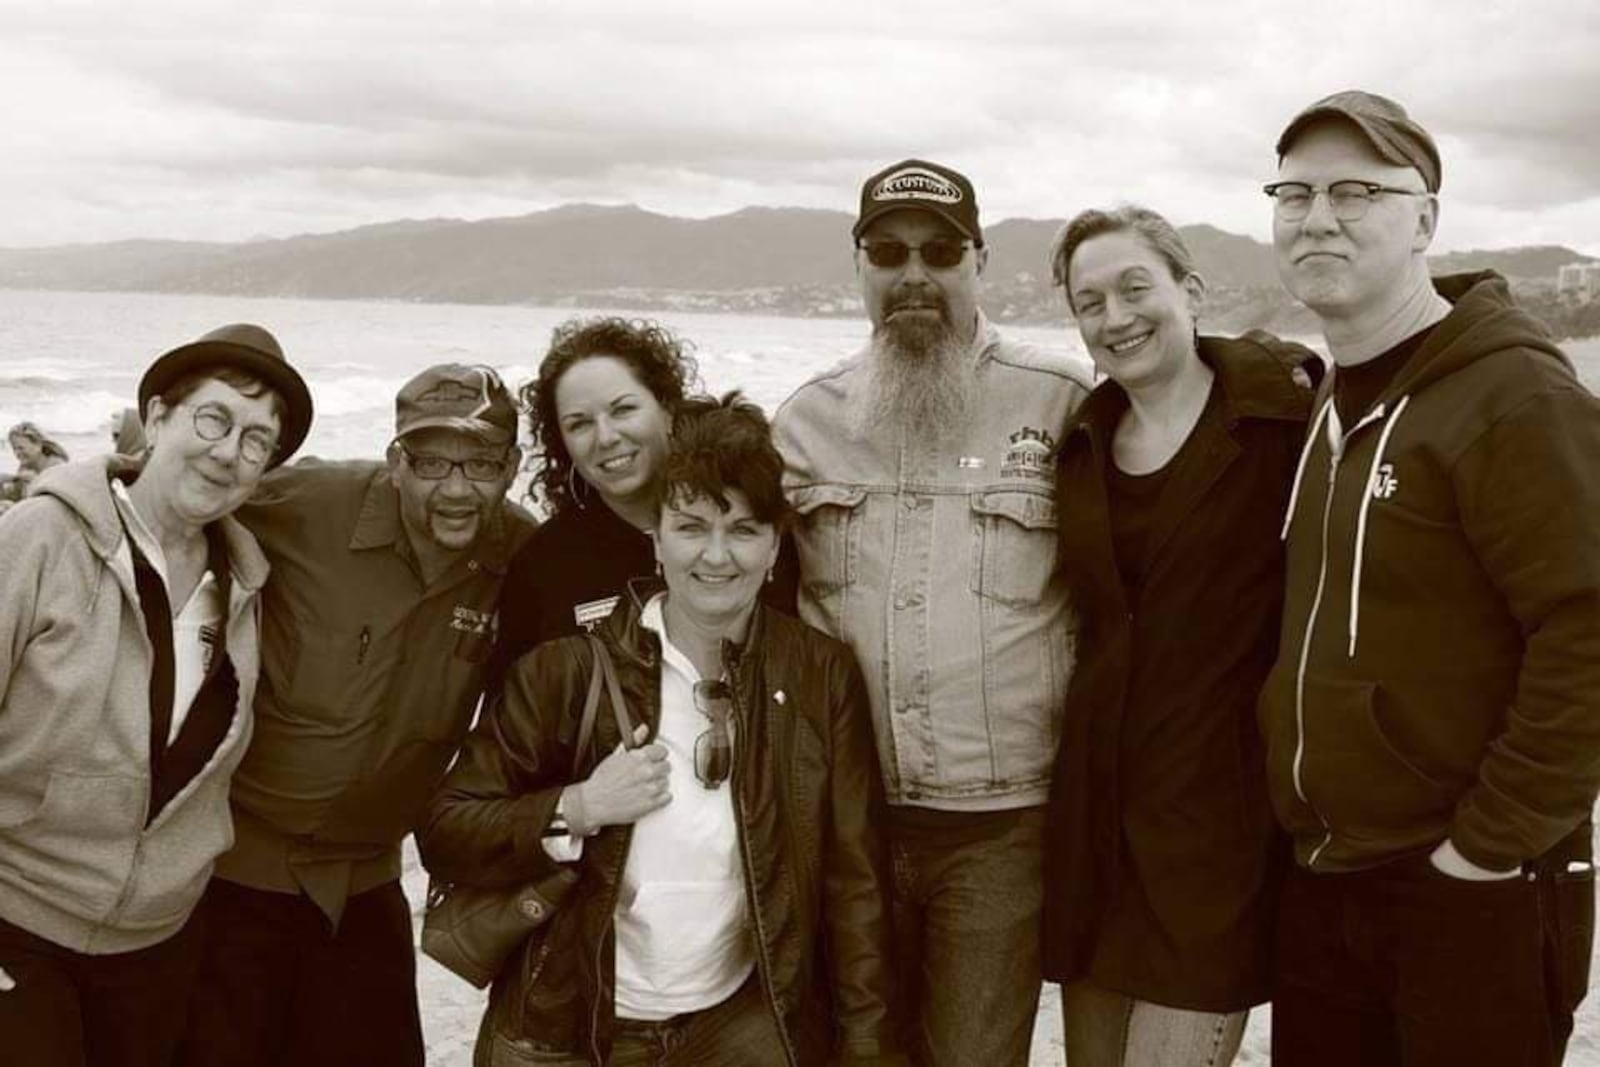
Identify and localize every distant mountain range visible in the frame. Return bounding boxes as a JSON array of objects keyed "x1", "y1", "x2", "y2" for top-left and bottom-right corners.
[{"x1": 0, "y1": 205, "x2": 1591, "y2": 331}]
